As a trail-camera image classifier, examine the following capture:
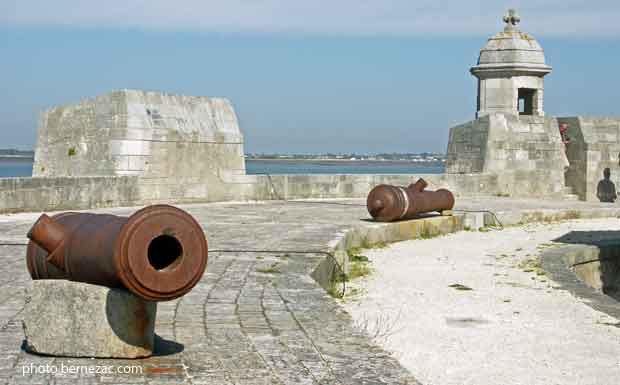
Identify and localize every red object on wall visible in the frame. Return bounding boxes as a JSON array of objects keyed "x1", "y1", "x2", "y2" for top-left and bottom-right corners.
[{"x1": 559, "y1": 122, "x2": 570, "y2": 147}]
